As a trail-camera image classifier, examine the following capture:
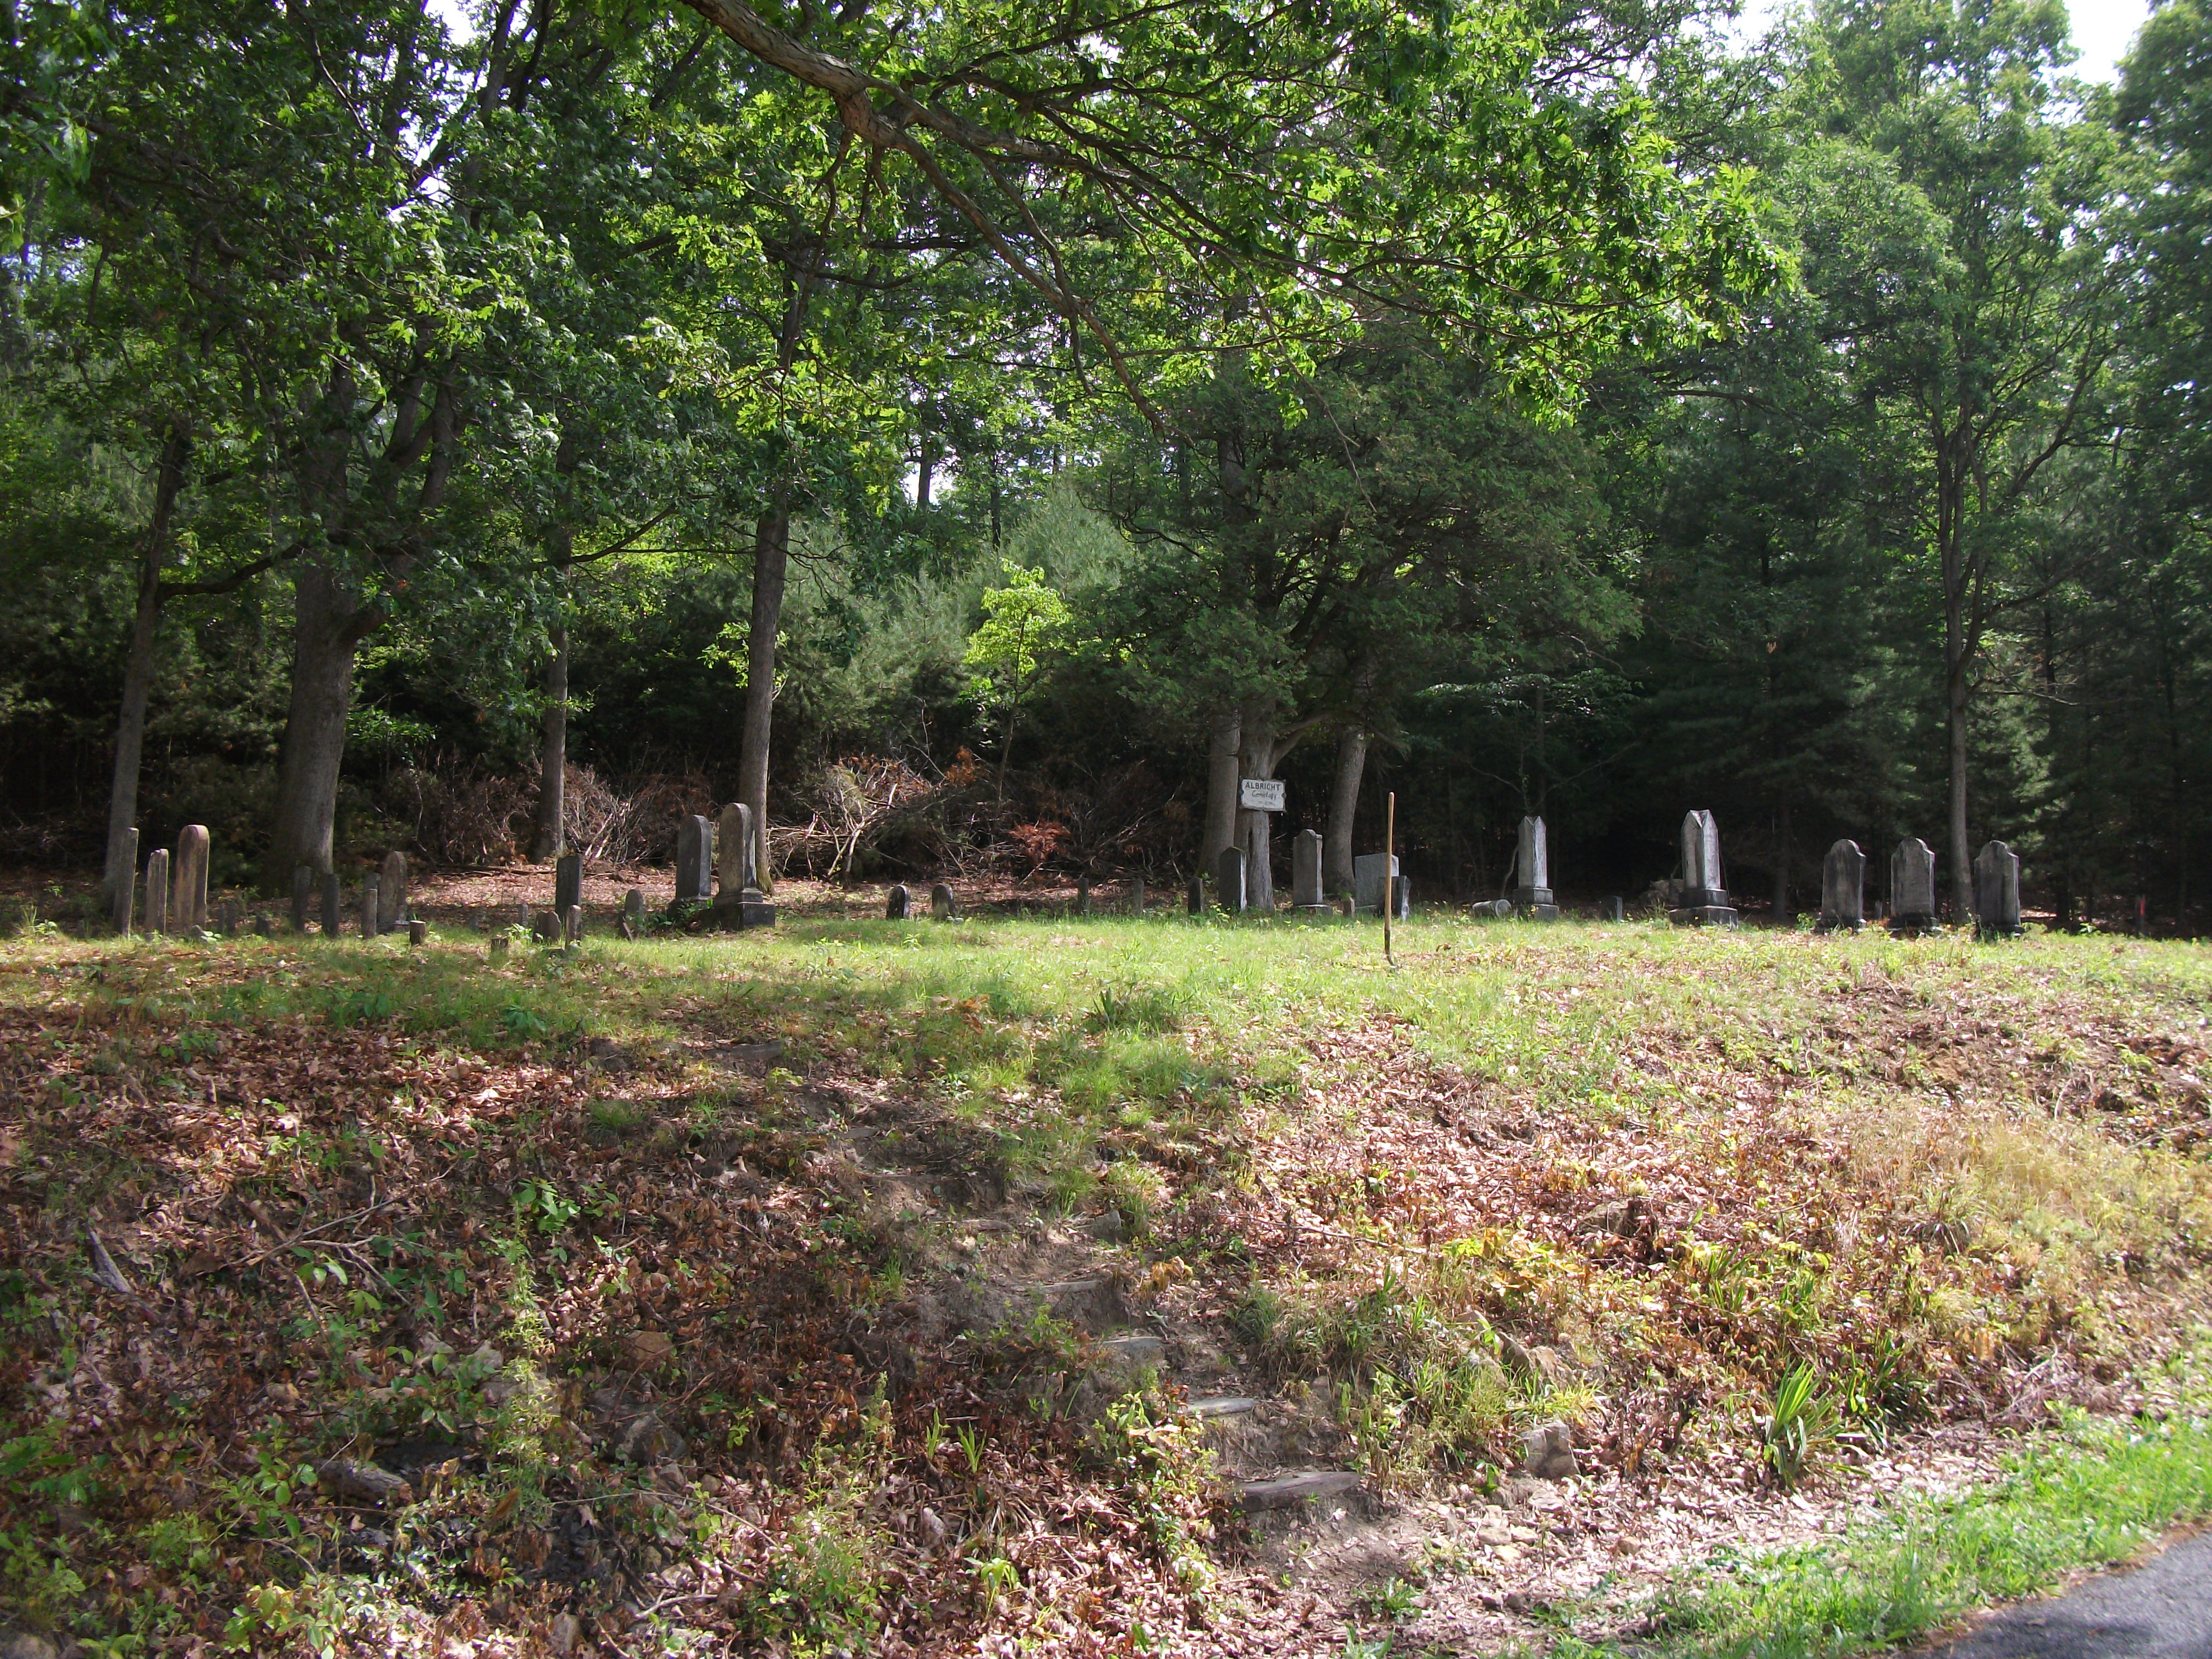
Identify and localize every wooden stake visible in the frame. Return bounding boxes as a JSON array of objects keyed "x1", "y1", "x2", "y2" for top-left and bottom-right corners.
[{"x1": 1383, "y1": 790, "x2": 1396, "y2": 966}]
